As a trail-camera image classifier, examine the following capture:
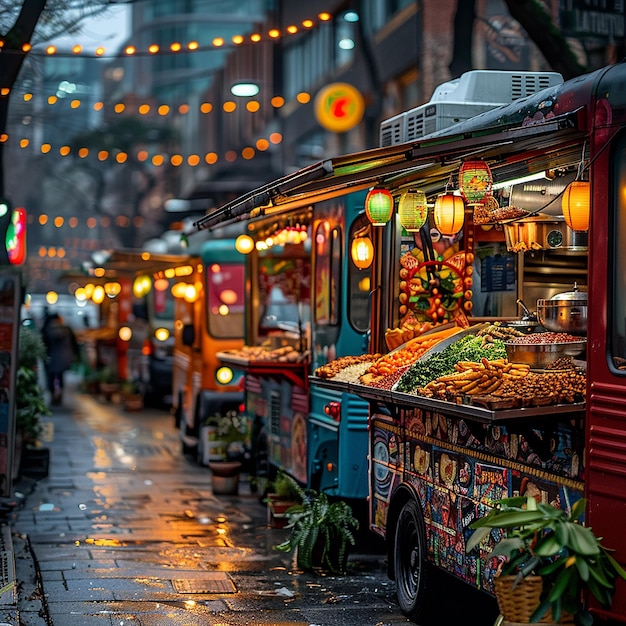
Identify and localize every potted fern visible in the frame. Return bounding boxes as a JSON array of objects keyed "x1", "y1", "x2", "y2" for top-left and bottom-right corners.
[
  {"x1": 275, "y1": 476, "x2": 359, "y2": 574},
  {"x1": 265, "y1": 470, "x2": 302, "y2": 528},
  {"x1": 467, "y1": 495, "x2": 626, "y2": 625}
]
